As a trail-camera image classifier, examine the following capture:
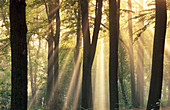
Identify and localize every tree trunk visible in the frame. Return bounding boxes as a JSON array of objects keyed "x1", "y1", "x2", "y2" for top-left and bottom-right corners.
[
  {"x1": 136, "y1": 37, "x2": 144, "y2": 108},
  {"x1": 73, "y1": 3, "x2": 81, "y2": 109},
  {"x1": 136, "y1": 0, "x2": 144, "y2": 107},
  {"x1": 10, "y1": 0, "x2": 27, "y2": 109},
  {"x1": 80, "y1": 0, "x2": 103, "y2": 109},
  {"x1": 47, "y1": 36, "x2": 54, "y2": 107},
  {"x1": 53, "y1": 0, "x2": 60, "y2": 109},
  {"x1": 128, "y1": 0, "x2": 137, "y2": 107},
  {"x1": 146, "y1": 0, "x2": 167, "y2": 109},
  {"x1": 109, "y1": 0, "x2": 119, "y2": 109},
  {"x1": 45, "y1": 1, "x2": 55, "y2": 108}
]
